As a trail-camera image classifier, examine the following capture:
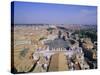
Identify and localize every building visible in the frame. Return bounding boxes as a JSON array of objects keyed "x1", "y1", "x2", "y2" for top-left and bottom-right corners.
[{"x1": 48, "y1": 53, "x2": 69, "y2": 71}]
